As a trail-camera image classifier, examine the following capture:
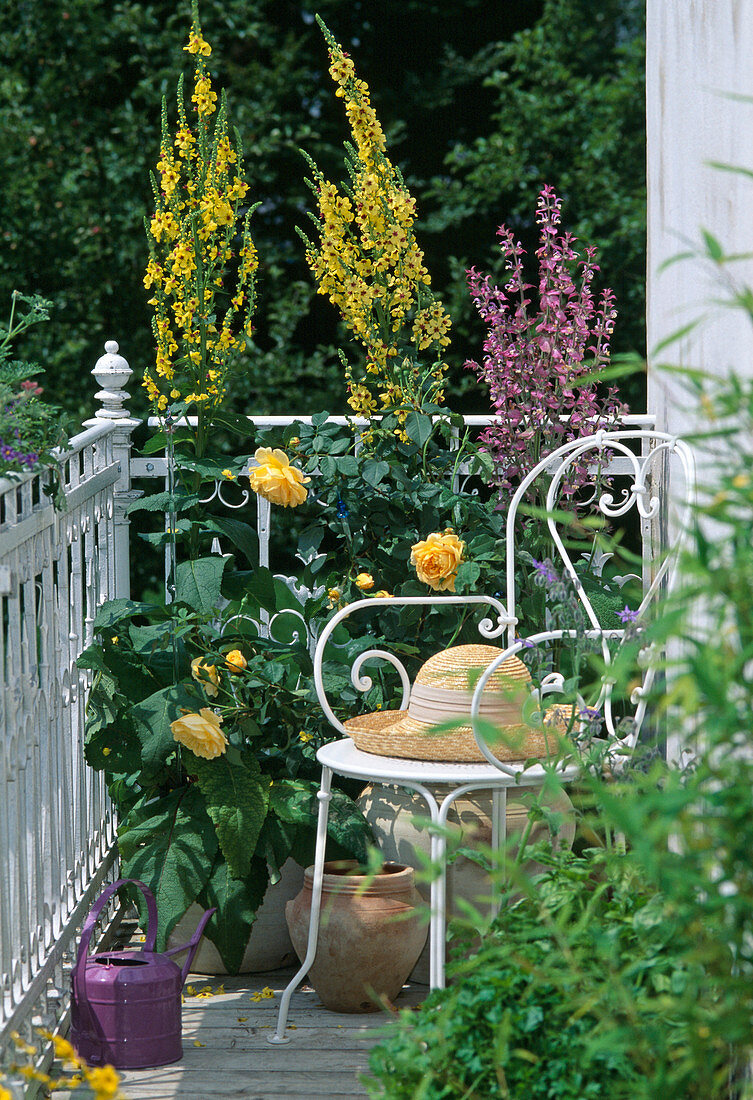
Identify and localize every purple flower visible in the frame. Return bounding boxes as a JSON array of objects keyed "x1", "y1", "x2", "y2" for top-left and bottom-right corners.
[
  {"x1": 616, "y1": 606, "x2": 640, "y2": 624},
  {"x1": 531, "y1": 558, "x2": 559, "y2": 586}
]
